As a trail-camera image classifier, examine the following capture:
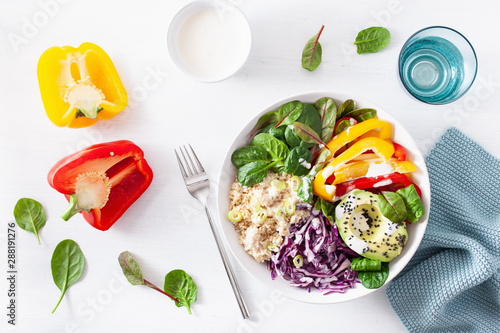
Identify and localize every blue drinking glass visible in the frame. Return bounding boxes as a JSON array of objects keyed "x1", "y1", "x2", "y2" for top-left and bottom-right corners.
[{"x1": 398, "y1": 26, "x2": 477, "y2": 105}]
